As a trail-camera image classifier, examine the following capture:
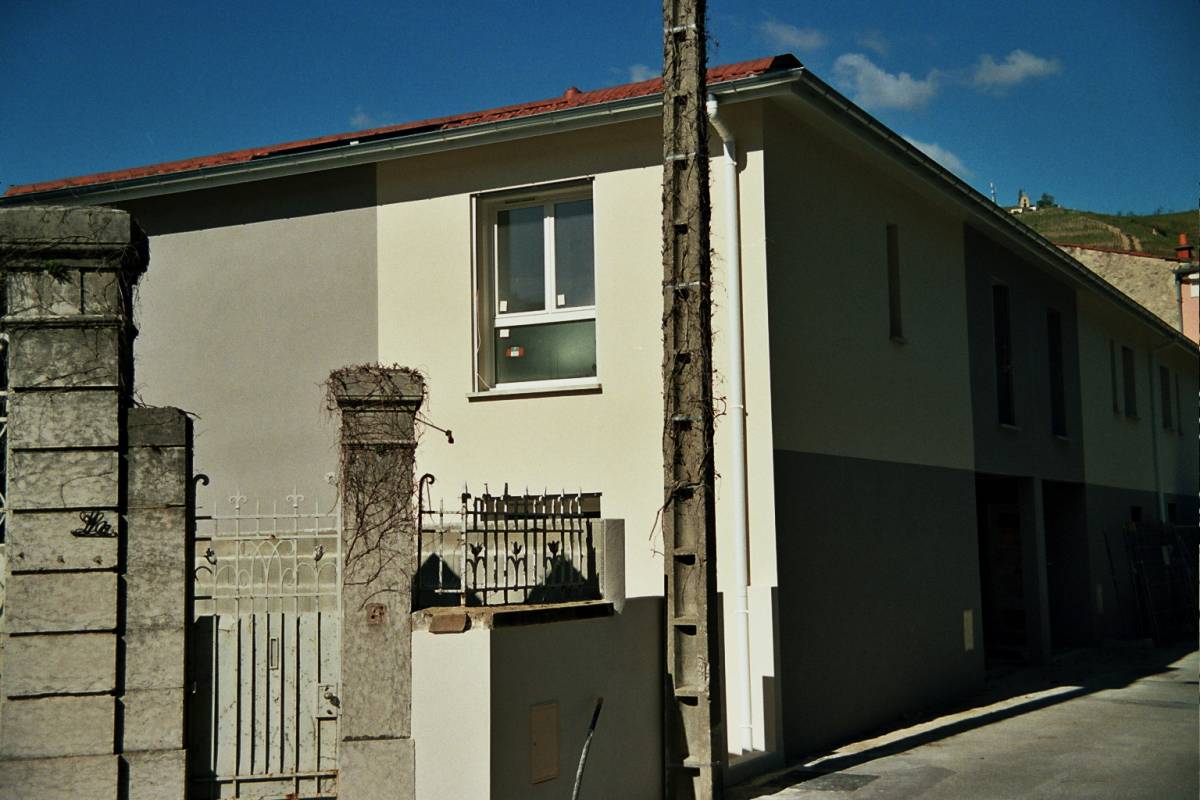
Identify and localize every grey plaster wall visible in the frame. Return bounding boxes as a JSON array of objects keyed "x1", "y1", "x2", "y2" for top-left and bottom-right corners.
[
  {"x1": 964, "y1": 226, "x2": 1086, "y2": 483},
  {"x1": 113, "y1": 167, "x2": 378, "y2": 506},
  {"x1": 773, "y1": 449, "x2": 984, "y2": 759},
  {"x1": 488, "y1": 597, "x2": 663, "y2": 799}
]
